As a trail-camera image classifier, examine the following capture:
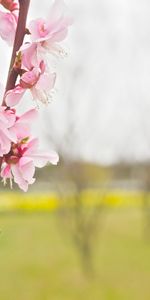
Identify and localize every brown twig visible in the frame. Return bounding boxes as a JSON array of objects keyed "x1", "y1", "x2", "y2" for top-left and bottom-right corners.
[{"x1": 2, "y1": 0, "x2": 30, "y2": 105}]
